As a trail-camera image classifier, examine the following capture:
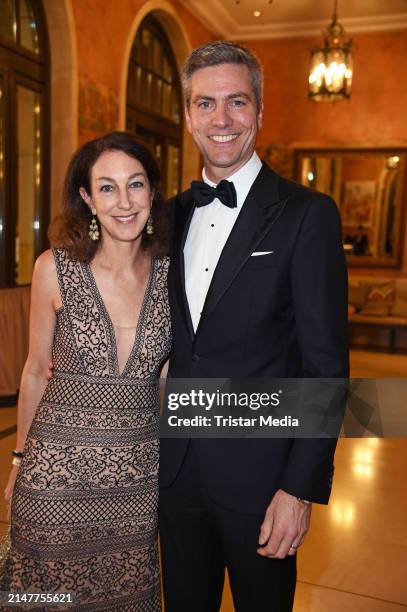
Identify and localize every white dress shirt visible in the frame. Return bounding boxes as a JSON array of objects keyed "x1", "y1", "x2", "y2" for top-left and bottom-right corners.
[{"x1": 184, "y1": 152, "x2": 262, "y2": 332}]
